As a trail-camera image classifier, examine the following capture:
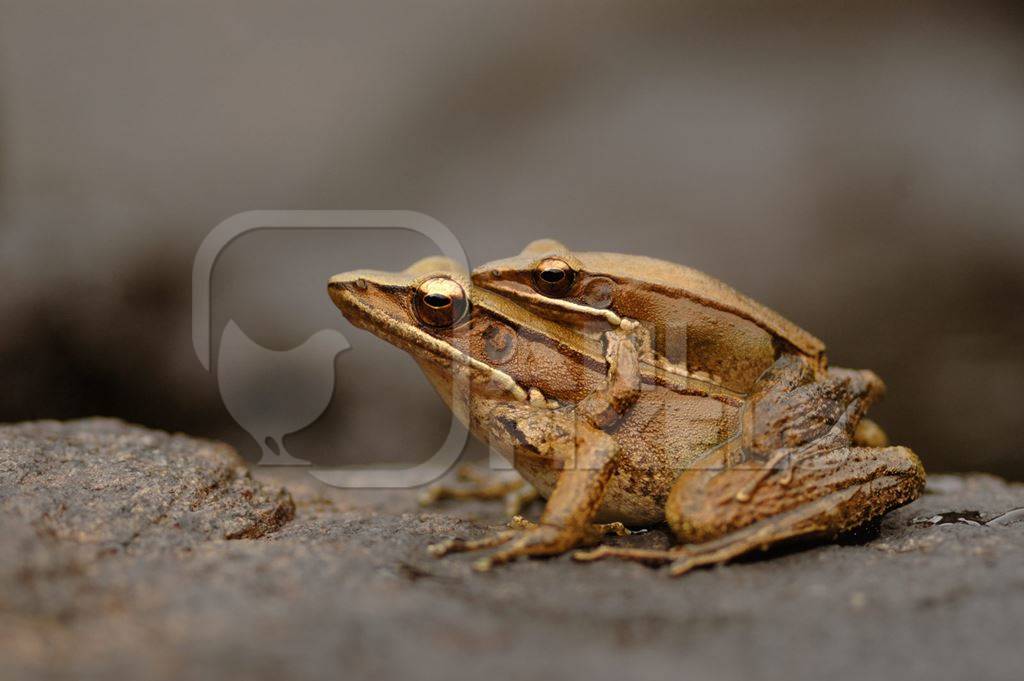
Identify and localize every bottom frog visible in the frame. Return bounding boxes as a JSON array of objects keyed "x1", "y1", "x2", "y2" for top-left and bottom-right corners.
[{"x1": 328, "y1": 257, "x2": 924, "y2": 576}]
